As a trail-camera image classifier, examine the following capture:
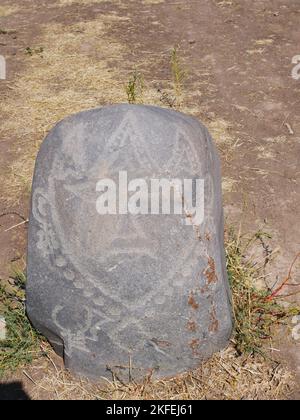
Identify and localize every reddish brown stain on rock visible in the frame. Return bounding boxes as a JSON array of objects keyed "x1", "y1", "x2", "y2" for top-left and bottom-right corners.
[
  {"x1": 188, "y1": 293, "x2": 199, "y2": 310},
  {"x1": 209, "y1": 305, "x2": 219, "y2": 333},
  {"x1": 200, "y1": 285, "x2": 209, "y2": 294},
  {"x1": 187, "y1": 320, "x2": 197, "y2": 332},
  {"x1": 195, "y1": 226, "x2": 201, "y2": 240},
  {"x1": 189, "y1": 338, "x2": 200, "y2": 355},
  {"x1": 204, "y1": 257, "x2": 218, "y2": 284}
]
